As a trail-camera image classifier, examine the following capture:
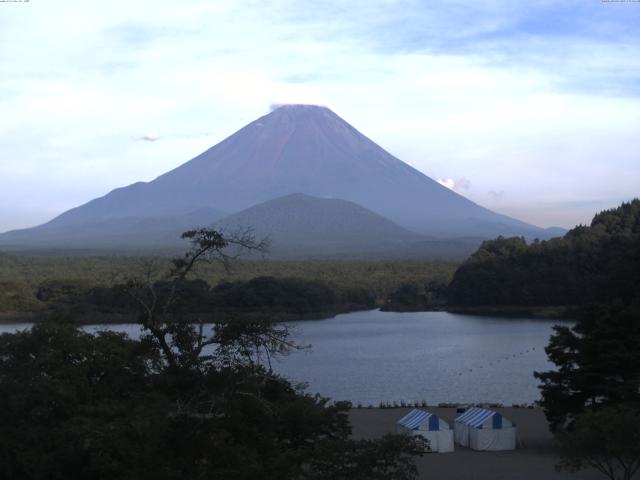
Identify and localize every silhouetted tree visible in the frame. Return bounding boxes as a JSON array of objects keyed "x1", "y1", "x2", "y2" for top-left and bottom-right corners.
[
  {"x1": 0, "y1": 228, "x2": 424, "y2": 479},
  {"x1": 124, "y1": 227, "x2": 273, "y2": 370},
  {"x1": 535, "y1": 305, "x2": 640, "y2": 431}
]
